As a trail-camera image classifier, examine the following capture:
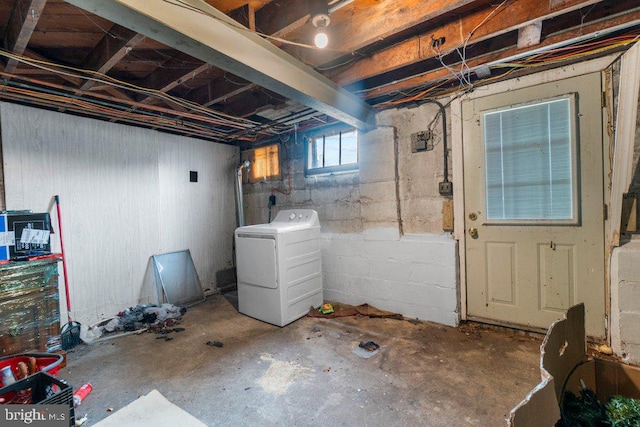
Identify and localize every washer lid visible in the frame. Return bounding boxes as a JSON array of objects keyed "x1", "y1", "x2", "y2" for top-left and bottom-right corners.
[{"x1": 235, "y1": 209, "x2": 320, "y2": 235}]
